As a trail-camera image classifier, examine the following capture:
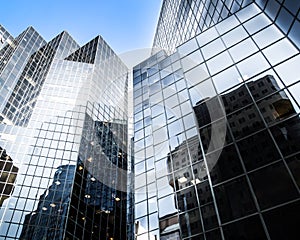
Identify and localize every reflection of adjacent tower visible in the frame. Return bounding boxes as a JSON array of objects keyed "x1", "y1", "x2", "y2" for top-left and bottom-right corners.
[
  {"x1": 159, "y1": 214, "x2": 180, "y2": 240},
  {"x1": 65, "y1": 115, "x2": 129, "y2": 240},
  {"x1": 20, "y1": 116, "x2": 130, "y2": 240},
  {"x1": 166, "y1": 137, "x2": 203, "y2": 239},
  {"x1": 20, "y1": 165, "x2": 75, "y2": 240},
  {"x1": 224, "y1": 75, "x2": 295, "y2": 136},
  {"x1": 165, "y1": 74, "x2": 300, "y2": 238},
  {"x1": 0, "y1": 147, "x2": 18, "y2": 207},
  {"x1": 194, "y1": 75, "x2": 298, "y2": 183}
]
